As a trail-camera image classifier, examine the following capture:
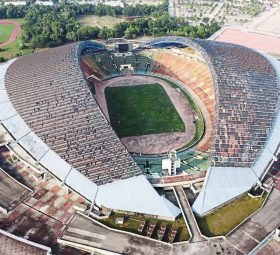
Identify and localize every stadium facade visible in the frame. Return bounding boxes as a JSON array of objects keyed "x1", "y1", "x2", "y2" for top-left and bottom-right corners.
[{"x1": 1, "y1": 36, "x2": 280, "y2": 218}]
